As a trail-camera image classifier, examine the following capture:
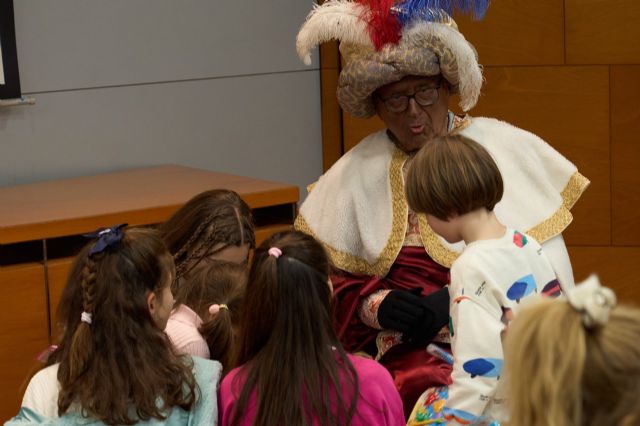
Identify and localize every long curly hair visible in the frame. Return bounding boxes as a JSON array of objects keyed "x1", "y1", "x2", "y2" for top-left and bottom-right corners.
[{"x1": 51, "y1": 227, "x2": 198, "y2": 425}]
